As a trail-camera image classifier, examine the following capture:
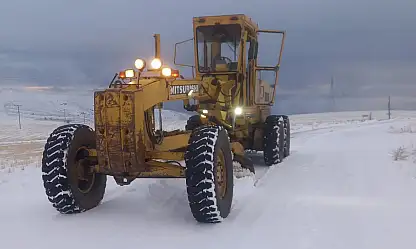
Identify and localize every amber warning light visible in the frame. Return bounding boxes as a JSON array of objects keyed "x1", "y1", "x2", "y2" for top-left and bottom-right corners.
[
  {"x1": 172, "y1": 70, "x2": 179, "y2": 78},
  {"x1": 119, "y1": 71, "x2": 126, "y2": 78}
]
